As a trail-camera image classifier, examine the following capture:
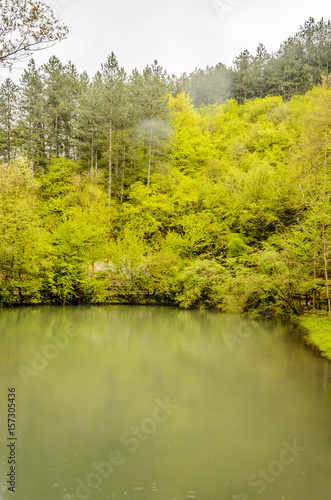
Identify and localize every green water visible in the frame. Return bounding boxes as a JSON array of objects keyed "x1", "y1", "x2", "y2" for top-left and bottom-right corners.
[{"x1": 0, "y1": 306, "x2": 331, "y2": 500}]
